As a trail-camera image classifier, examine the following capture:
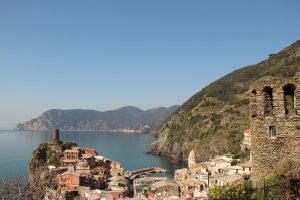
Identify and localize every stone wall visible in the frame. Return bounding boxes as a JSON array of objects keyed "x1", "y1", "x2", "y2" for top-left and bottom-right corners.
[{"x1": 250, "y1": 73, "x2": 300, "y2": 182}]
